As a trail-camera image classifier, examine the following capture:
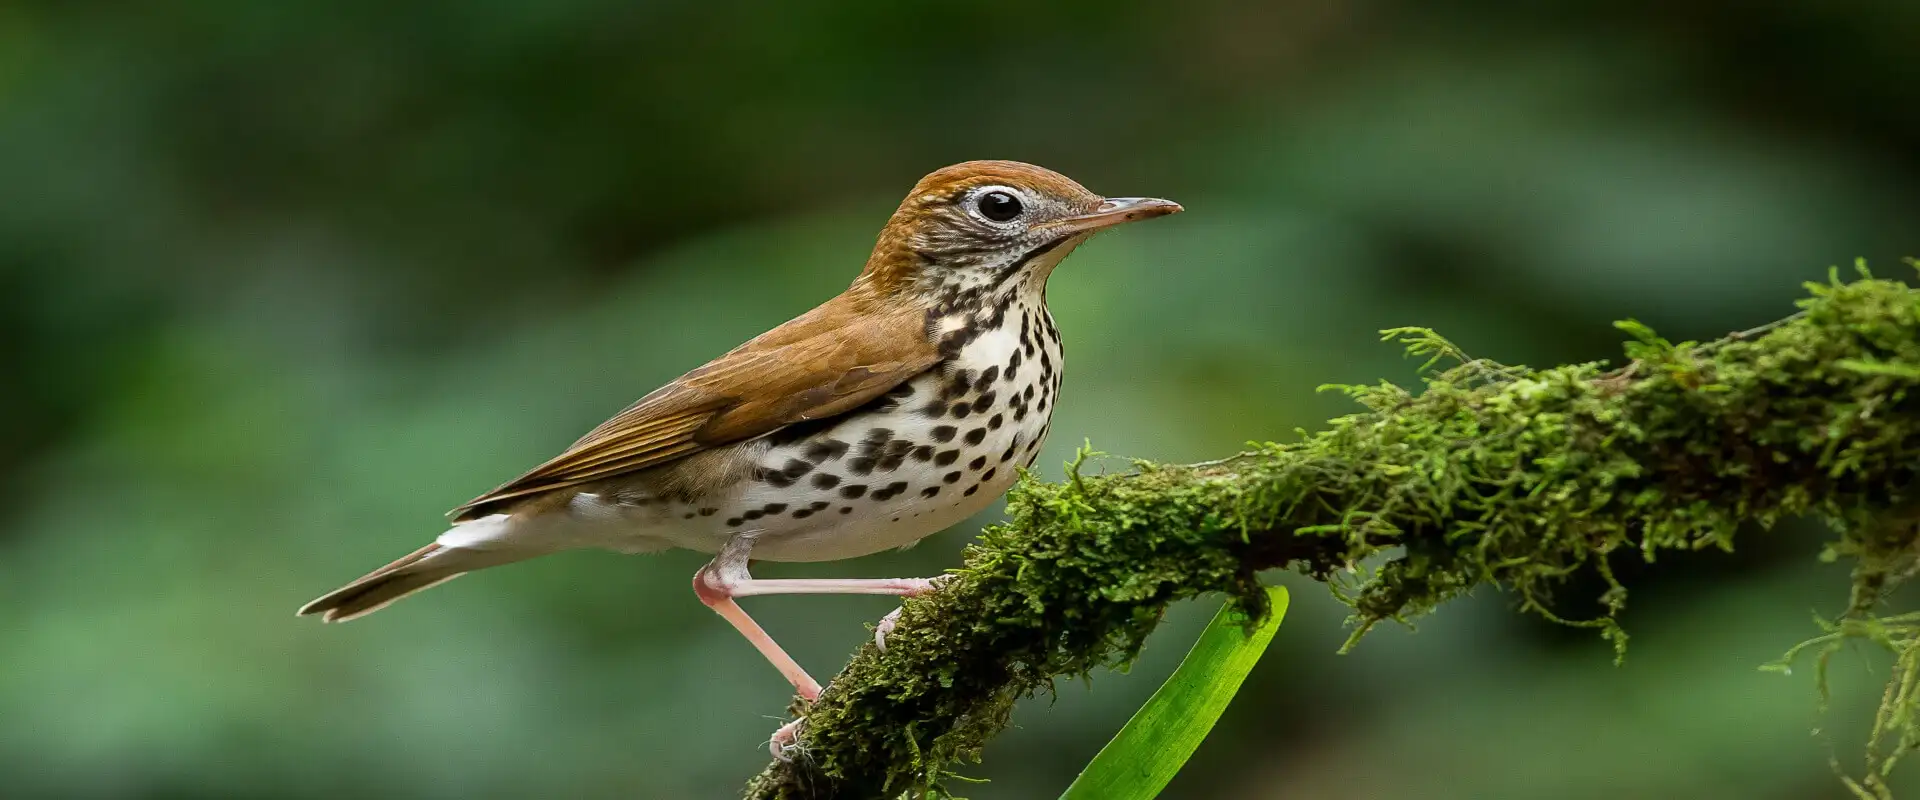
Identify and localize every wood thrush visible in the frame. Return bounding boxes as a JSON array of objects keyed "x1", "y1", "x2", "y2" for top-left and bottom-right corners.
[{"x1": 299, "y1": 160, "x2": 1180, "y2": 753}]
